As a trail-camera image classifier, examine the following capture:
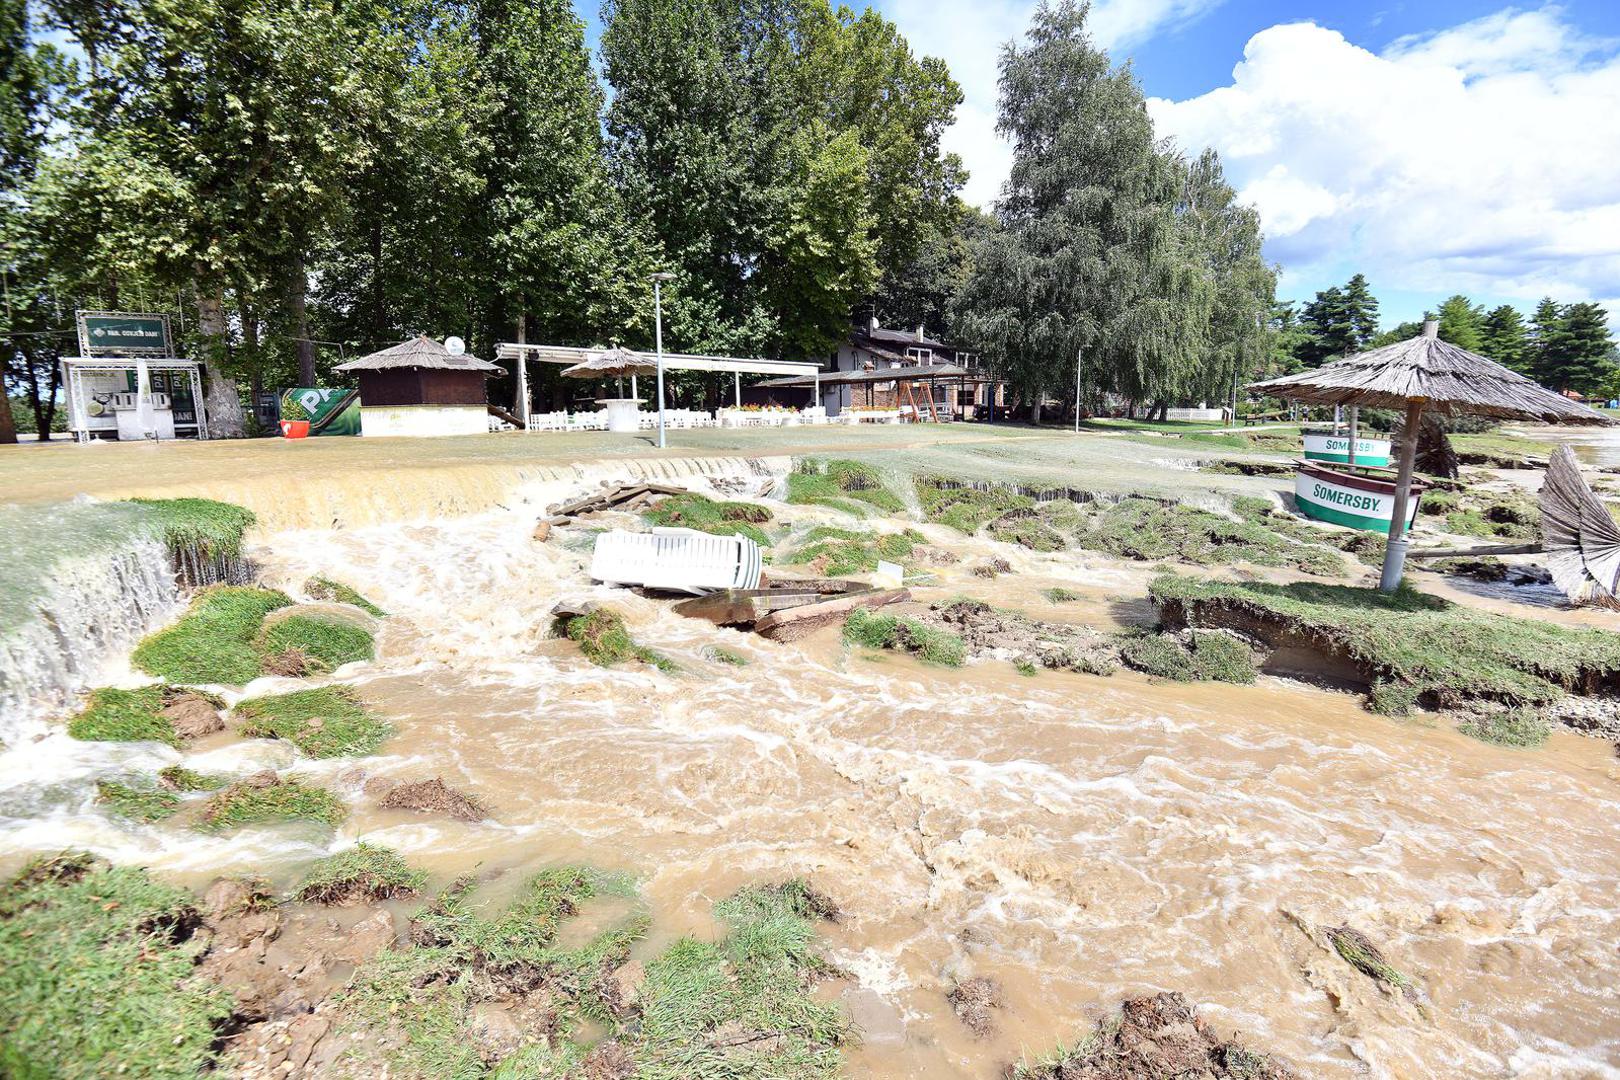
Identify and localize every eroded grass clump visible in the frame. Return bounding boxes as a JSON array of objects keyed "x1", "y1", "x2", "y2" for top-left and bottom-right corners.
[
  {"x1": 844, "y1": 608, "x2": 966, "y2": 667},
  {"x1": 1325, "y1": 925, "x2": 1423, "y2": 1010},
  {"x1": 1458, "y1": 708, "x2": 1551, "y2": 748},
  {"x1": 1043, "y1": 586, "x2": 1083, "y2": 603},
  {"x1": 96, "y1": 778, "x2": 181, "y2": 822},
  {"x1": 789, "y1": 459, "x2": 904, "y2": 514},
  {"x1": 305, "y1": 575, "x2": 387, "y2": 617},
  {"x1": 158, "y1": 764, "x2": 226, "y2": 791},
  {"x1": 704, "y1": 645, "x2": 750, "y2": 666},
  {"x1": 197, "y1": 773, "x2": 347, "y2": 831},
  {"x1": 258, "y1": 613, "x2": 375, "y2": 674},
  {"x1": 987, "y1": 510, "x2": 1067, "y2": 552},
  {"x1": 67, "y1": 684, "x2": 209, "y2": 747},
  {"x1": 1152, "y1": 574, "x2": 1620, "y2": 715},
  {"x1": 127, "y1": 497, "x2": 256, "y2": 584},
  {"x1": 132, "y1": 586, "x2": 293, "y2": 684},
  {"x1": 916, "y1": 477, "x2": 1033, "y2": 534},
  {"x1": 1081, "y1": 497, "x2": 1347, "y2": 576},
  {"x1": 295, "y1": 842, "x2": 426, "y2": 904},
  {"x1": 787, "y1": 525, "x2": 925, "y2": 575},
  {"x1": 646, "y1": 493, "x2": 772, "y2": 546},
  {"x1": 566, "y1": 609, "x2": 677, "y2": 672},
  {"x1": 234, "y1": 685, "x2": 391, "y2": 758},
  {"x1": 1119, "y1": 630, "x2": 1257, "y2": 684},
  {"x1": 0, "y1": 855, "x2": 231, "y2": 1079}
]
